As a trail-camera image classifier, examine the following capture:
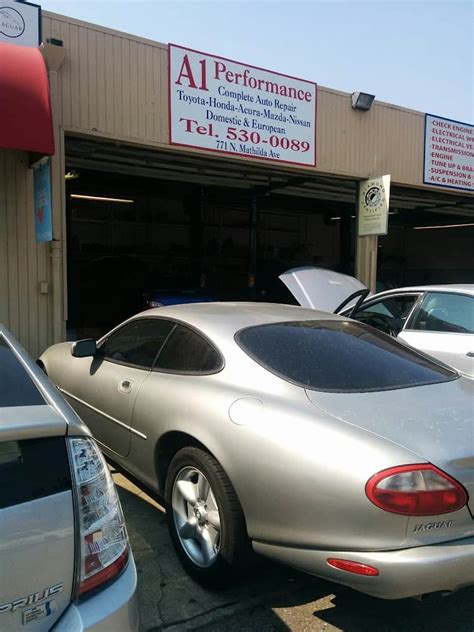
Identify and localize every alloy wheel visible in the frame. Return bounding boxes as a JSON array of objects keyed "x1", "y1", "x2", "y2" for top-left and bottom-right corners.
[{"x1": 171, "y1": 466, "x2": 221, "y2": 567}]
